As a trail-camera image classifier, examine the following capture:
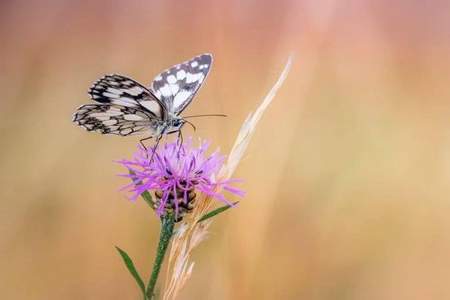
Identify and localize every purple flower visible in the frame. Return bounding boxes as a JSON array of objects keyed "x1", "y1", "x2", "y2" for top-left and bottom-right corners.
[{"x1": 118, "y1": 138, "x2": 244, "y2": 220}]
